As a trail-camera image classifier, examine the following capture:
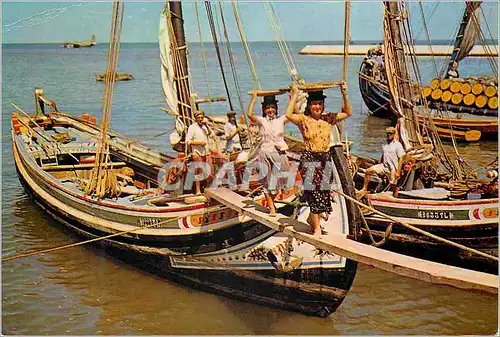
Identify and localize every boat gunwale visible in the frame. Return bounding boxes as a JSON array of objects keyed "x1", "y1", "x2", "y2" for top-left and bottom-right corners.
[
  {"x1": 12, "y1": 139, "x2": 272, "y2": 238},
  {"x1": 368, "y1": 192, "x2": 498, "y2": 206}
]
